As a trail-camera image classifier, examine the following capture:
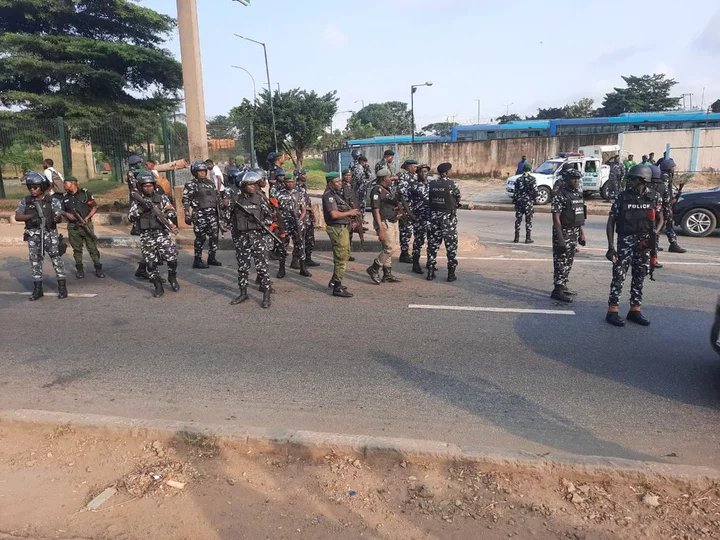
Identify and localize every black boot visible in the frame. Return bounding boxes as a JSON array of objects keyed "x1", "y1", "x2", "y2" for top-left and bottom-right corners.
[
  {"x1": 152, "y1": 276, "x2": 164, "y2": 298},
  {"x1": 135, "y1": 262, "x2": 149, "y2": 280},
  {"x1": 669, "y1": 242, "x2": 687, "y2": 254},
  {"x1": 261, "y1": 288, "x2": 271, "y2": 308},
  {"x1": 230, "y1": 287, "x2": 249, "y2": 305},
  {"x1": 57, "y1": 279, "x2": 68, "y2": 299},
  {"x1": 192, "y1": 256, "x2": 209, "y2": 269},
  {"x1": 513, "y1": 231, "x2": 520, "y2": 243},
  {"x1": 289, "y1": 256, "x2": 300, "y2": 270},
  {"x1": 348, "y1": 254, "x2": 356, "y2": 262},
  {"x1": 299, "y1": 260, "x2": 312, "y2": 277},
  {"x1": 306, "y1": 256, "x2": 320, "y2": 267},
  {"x1": 652, "y1": 261, "x2": 664, "y2": 269},
  {"x1": 333, "y1": 283, "x2": 353, "y2": 297},
  {"x1": 366, "y1": 260, "x2": 381, "y2": 284},
  {"x1": 75, "y1": 264, "x2": 85, "y2": 279},
  {"x1": 94, "y1": 264, "x2": 105, "y2": 278},
  {"x1": 550, "y1": 286, "x2": 572, "y2": 303},
  {"x1": 412, "y1": 254, "x2": 423, "y2": 274},
  {"x1": 382, "y1": 267, "x2": 401, "y2": 283},
  {"x1": 525, "y1": 233, "x2": 534, "y2": 244},
  {"x1": 426, "y1": 265, "x2": 436, "y2": 281},
  {"x1": 207, "y1": 253, "x2": 222, "y2": 266},
  {"x1": 167, "y1": 262, "x2": 180, "y2": 292},
  {"x1": 399, "y1": 250, "x2": 413, "y2": 264},
  {"x1": 29, "y1": 281, "x2": 43, "y2": 301},
  {"x1": 627, "y1": 310, "x2": 650, "y2": 326},
  {"x1": 447, "y1": 267, "x2": 457, "y2": 282},
  {"x1": 606, "y1": 311, "x2": 625, "y2": 327},
  {"x1": 255, "y1": 275, "x2": 262, "y2": 285},
  {"x1": 328, "y1": 275, "x2": 346, "y2": 289},
  {"x1": 561, "y1": 285, "x2": 577, "y2": 296},
  {"x1": 276, "y1": 259, "x2": 286, "y2": 279}
]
